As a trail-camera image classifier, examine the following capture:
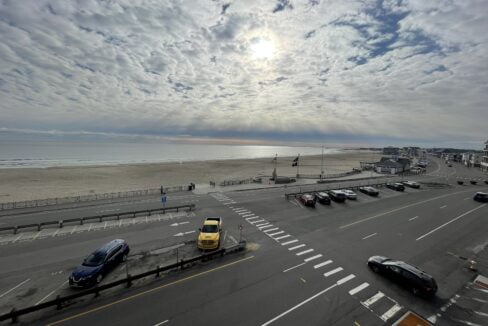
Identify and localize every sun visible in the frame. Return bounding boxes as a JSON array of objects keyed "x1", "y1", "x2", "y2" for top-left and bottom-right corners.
[{"x1": 250, "y1": 38, "x2": 275, "y2": 60}]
